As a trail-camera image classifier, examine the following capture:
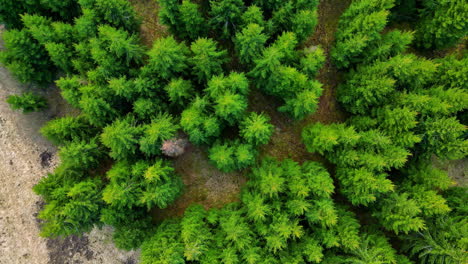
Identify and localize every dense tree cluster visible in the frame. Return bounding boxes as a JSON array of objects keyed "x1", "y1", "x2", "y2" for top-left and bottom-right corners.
[
  {"x1": 141, "y1": 158, "x2": 413, "y2": 263},
  {"x1": 1, "y1": 0, "x2": 466, "y2": 263},
  {"x1": 392, "y1": 0, "x2": 468, "y2": 49},
  {"x1": 1, "y1": 0, "x2": 327, "y2": 252},
  {"x1": 303, "y1": 0, "x2": 467, "y2": 263}
]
